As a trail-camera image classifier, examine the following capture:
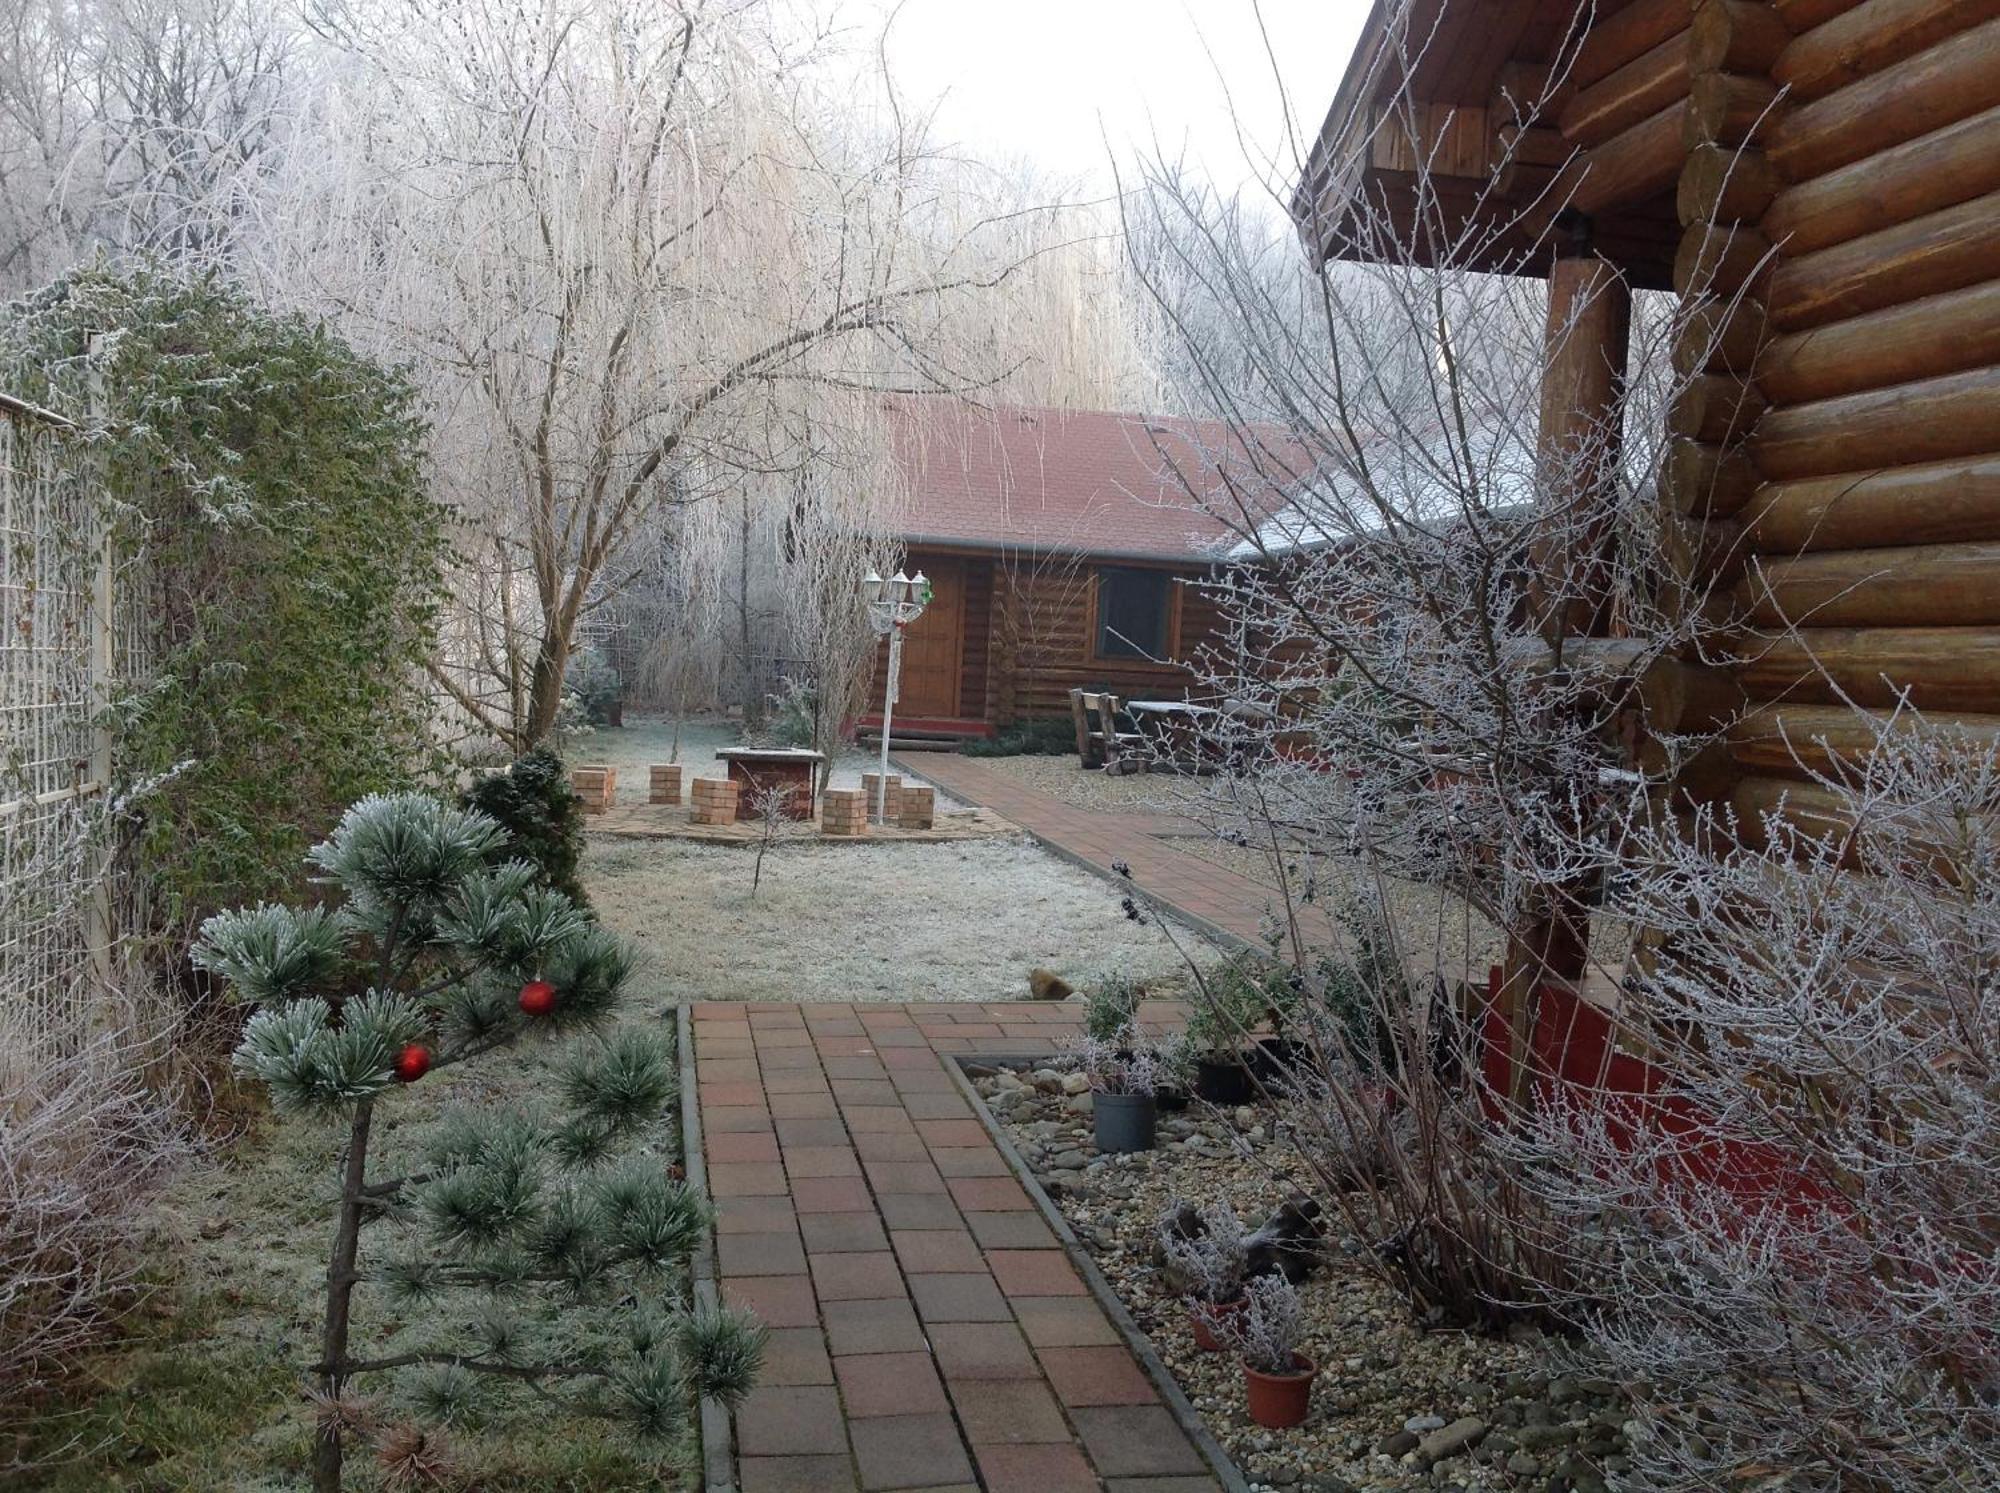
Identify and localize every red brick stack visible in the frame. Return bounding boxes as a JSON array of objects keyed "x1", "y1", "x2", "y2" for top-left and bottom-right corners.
[
  {"x1": 571, "y1": 765, "x2": 616, "y2": 814},
  {"x1": 690, "y1": 776, "x2": 740, "y2": 826},
  {"x1": 898, "y1": 786, "x2": 936, "y2": 830},
  {"x1": 819, "y1": 787, "x2": 868, "y2": 837},
  {"x1": 860, "y1": 772, "x2": 902, "y2": 823},
  {"x1": 649, "y1": 763, "x2": 683, "y2": 805}
]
